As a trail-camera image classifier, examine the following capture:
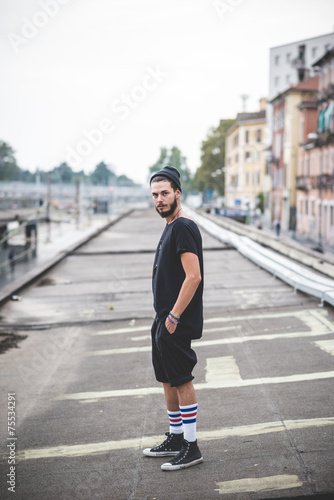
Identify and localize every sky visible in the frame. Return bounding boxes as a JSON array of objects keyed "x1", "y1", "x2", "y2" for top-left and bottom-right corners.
[{"x1": 1, "y1": 0, "x2": 334, "y2": 185}]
